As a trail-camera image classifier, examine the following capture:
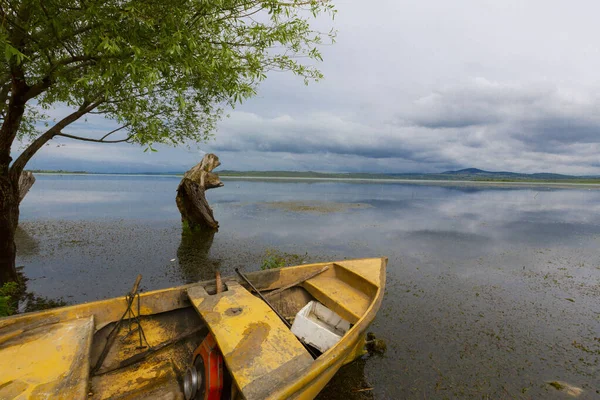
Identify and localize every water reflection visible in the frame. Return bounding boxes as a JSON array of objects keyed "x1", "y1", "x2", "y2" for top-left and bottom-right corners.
[
  {"x1": 15, "y1": 176, "x2": 600, "y2": 399},
  {"x1": 317, "y1": 358, "x2": 374, "y2": 400},
  {"x1": 15, "y1": 226, "x2": 39, "y2": 258},
  {"x1": 176, "y1": 228, "x2": 221, "y2": 283}
]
